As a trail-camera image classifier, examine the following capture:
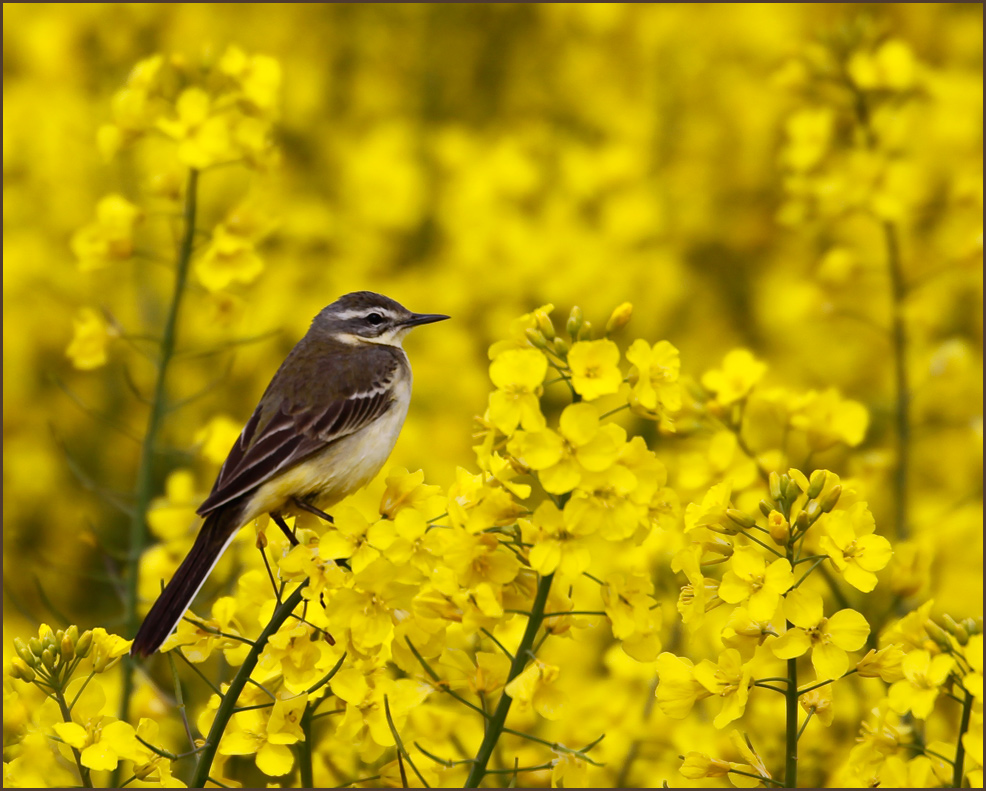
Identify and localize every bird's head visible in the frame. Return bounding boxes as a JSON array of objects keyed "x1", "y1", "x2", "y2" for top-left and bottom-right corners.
[{"x1": 312, "y1": 291, "x2": 449, "y2": 347}]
